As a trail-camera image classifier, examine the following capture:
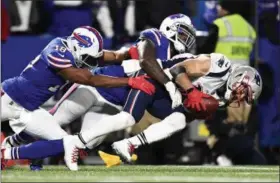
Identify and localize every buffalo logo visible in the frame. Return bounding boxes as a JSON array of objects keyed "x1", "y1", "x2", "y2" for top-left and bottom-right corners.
[{"x1": 73, "y1": 33, "x2": 93, "y2": 48}]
